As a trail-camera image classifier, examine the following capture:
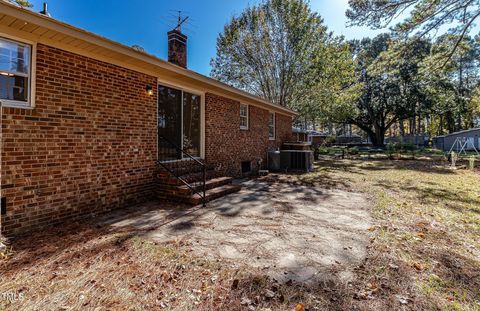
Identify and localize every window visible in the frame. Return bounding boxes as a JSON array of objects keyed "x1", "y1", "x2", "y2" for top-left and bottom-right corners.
[
  {"x1": 240, "y1": 103, "x2": 249, "y2": 130},
  {"x1": 268, "y1": 112, "x2": 275, "y2": 140},
  {"x1": 0, "y1": 37, "x2": 32, "y2": 107},
  {"x1": 157, "y1": 84, "x2": 202, "y2": 160}
]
